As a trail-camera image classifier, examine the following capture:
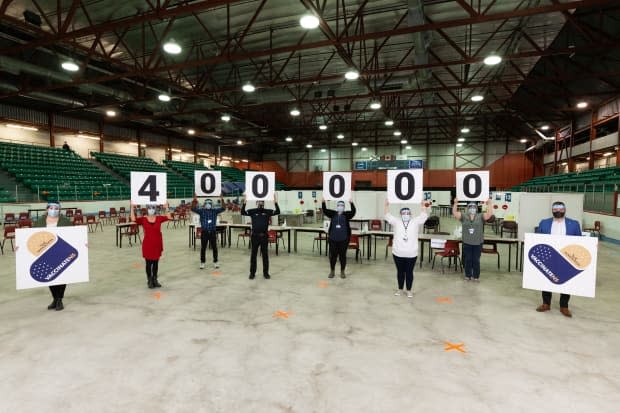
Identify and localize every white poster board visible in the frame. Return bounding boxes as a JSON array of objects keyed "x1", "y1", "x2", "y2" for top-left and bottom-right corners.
[
  {"x1": 387, "y1": 169, "x2": 423, "y2": 203},
  {"x1": 131, "y1": 172, "x2": 167, "y2": 204},
  {"x1": 456, "y1": 171, "x2": 489, "y2": 202},
  {"x1": 323, "y1": 172, "x2": 352, "y2": 201},
  {"x1": 194, "y1": 170, "x2": 221, "y2": 197},
  {"x1": 245, "y1": 172, "x2": 275, "y2": 201},
  {"x1": 522, "y1": 233, "x2": 598, "y2": 298},
  {"x1": 15, "y1": 226, "x2": 89, "y2": 290}
]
